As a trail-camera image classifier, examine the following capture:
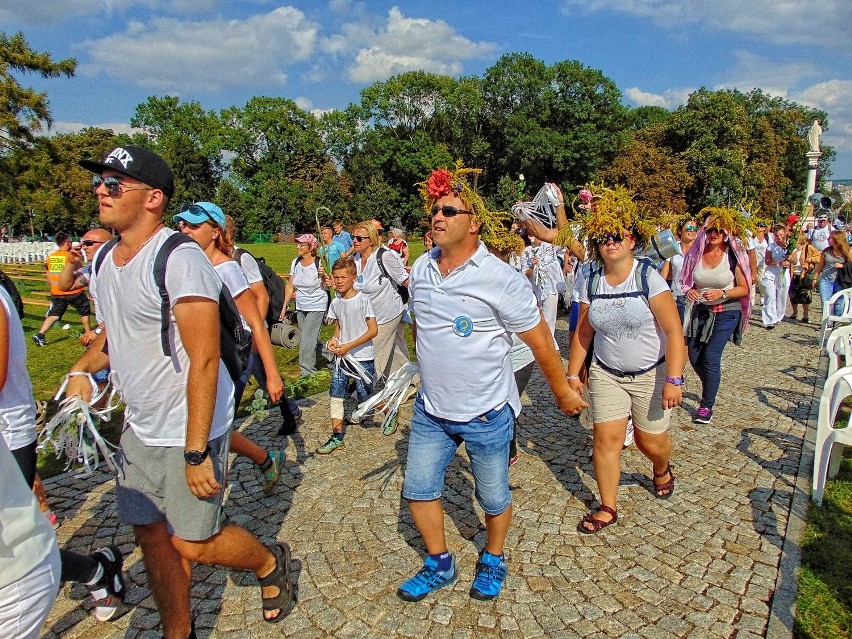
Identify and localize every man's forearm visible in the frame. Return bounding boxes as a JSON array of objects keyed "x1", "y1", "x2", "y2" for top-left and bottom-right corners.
[
  {"x1": 185, "y1": 355, "x2": 218, "y2": 451},
  {"x1": 69, "y1": 331, "x2": 110, "y2": 373}
]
